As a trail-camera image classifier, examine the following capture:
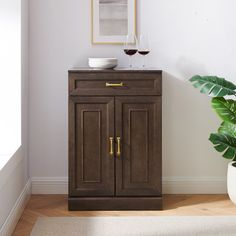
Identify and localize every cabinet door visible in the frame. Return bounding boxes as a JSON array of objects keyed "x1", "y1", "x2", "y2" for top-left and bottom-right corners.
[
  {"x1": 69, "y1": 97, "x2": 115, "y2": 197},
  {"x1": 115, "y1": 96, "x2": 162, "y2": 196}
]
